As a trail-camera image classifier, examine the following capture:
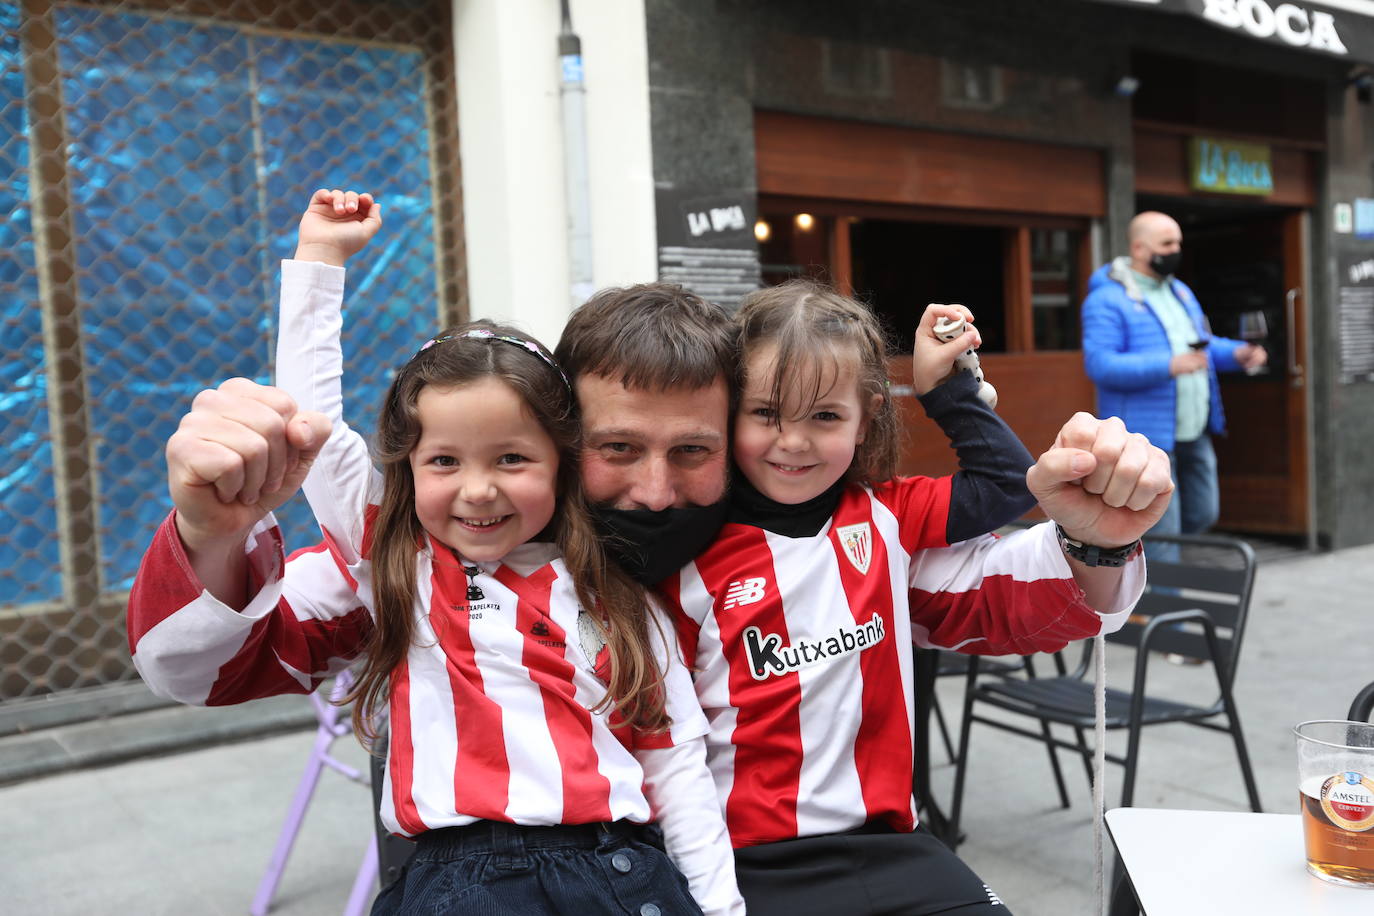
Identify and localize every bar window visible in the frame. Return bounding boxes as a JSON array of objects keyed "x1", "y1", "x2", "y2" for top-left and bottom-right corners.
[{"x1": 1030, "y1": 228, "x2": 1082, "y2": 351}]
